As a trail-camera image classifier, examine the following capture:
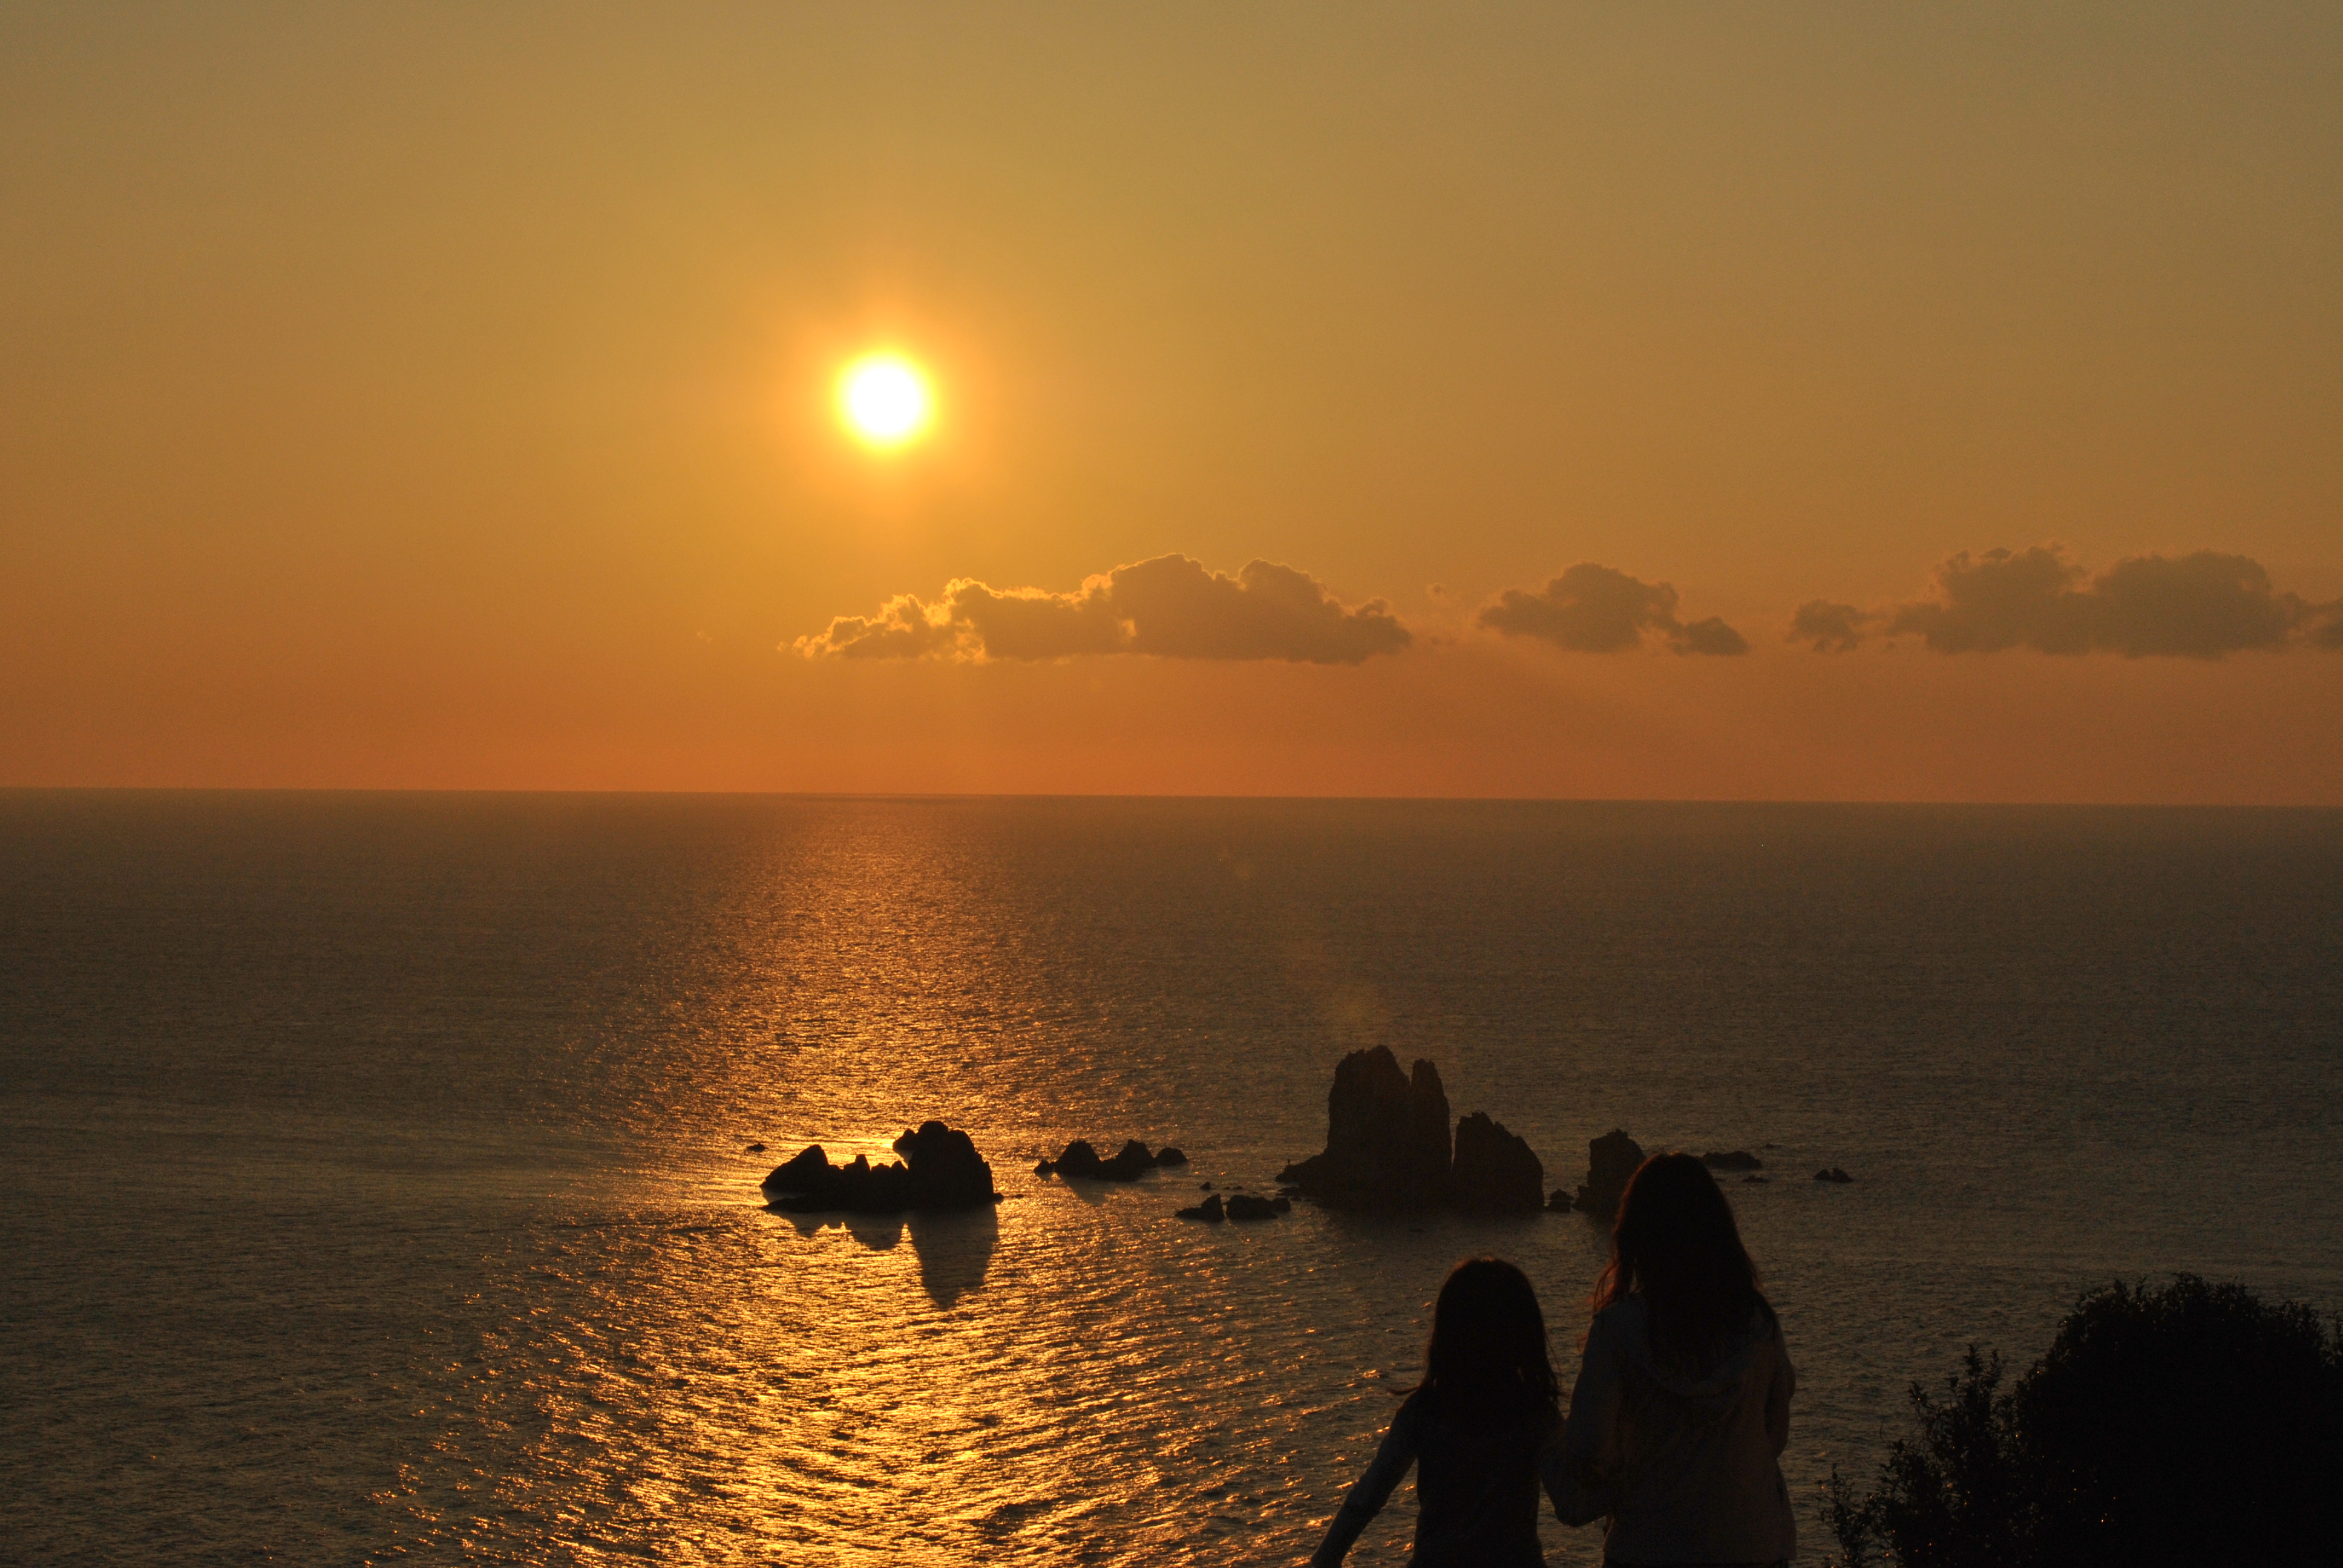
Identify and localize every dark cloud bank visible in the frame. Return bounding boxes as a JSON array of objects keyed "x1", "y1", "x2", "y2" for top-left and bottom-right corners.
[
  {"x1": 794, "y1": 555, "x2": 1411, "y2": 664},
  {"x1": 798, "y1": 555, "x2": 1754, "y2": 664},
  {"x1": 1792, "y1": 546, "x2": 2343, "y2": 659},
  {"x1": 1477, "y1": 563, "x2": 1750, "y2": 655},
  {"x1": 796, "y1": 546, "x2": 2335, "y2": 668}
]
